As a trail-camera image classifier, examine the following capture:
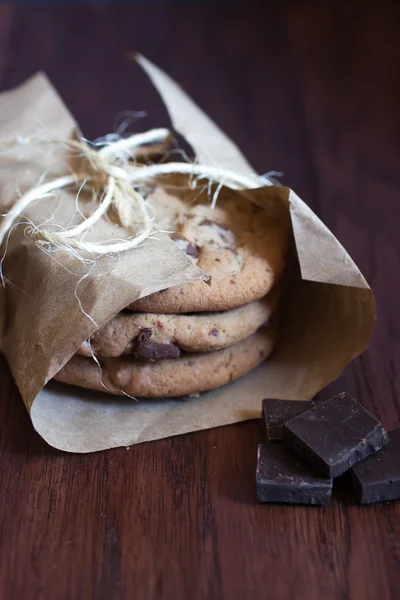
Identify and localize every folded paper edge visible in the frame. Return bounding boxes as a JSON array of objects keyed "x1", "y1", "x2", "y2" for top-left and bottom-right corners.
[
  {"x1": 1, "y1": 70, "x2": 50, "y2": 97},
  {"x1": 289, "y1": 190, "x2": 371, "y2": 290}
]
